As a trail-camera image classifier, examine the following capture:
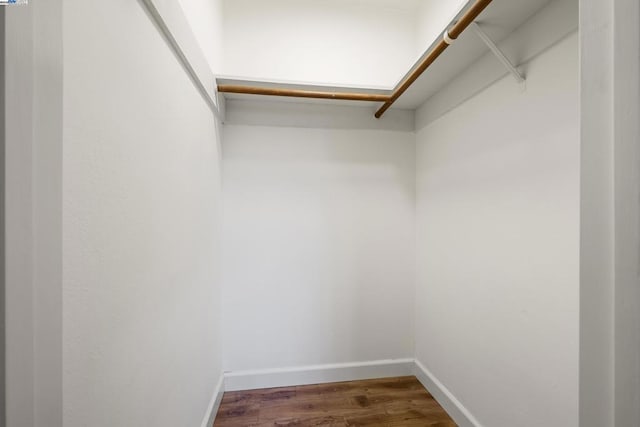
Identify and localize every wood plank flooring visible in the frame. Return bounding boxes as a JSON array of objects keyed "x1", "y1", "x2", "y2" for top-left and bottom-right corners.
[{"x1": 213, "y1": 376, "x2": 457, "y2": 426}]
